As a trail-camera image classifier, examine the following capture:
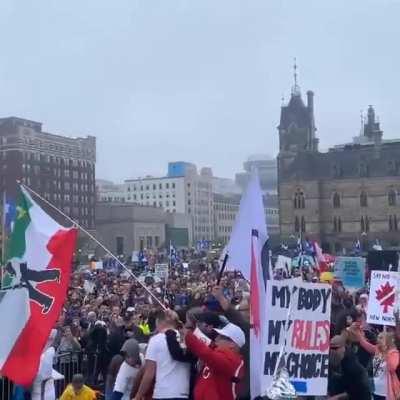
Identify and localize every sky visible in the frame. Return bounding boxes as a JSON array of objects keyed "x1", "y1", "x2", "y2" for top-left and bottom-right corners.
[{"x1": 0, "y1": 0, "x2": 399, "y2": 182}]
